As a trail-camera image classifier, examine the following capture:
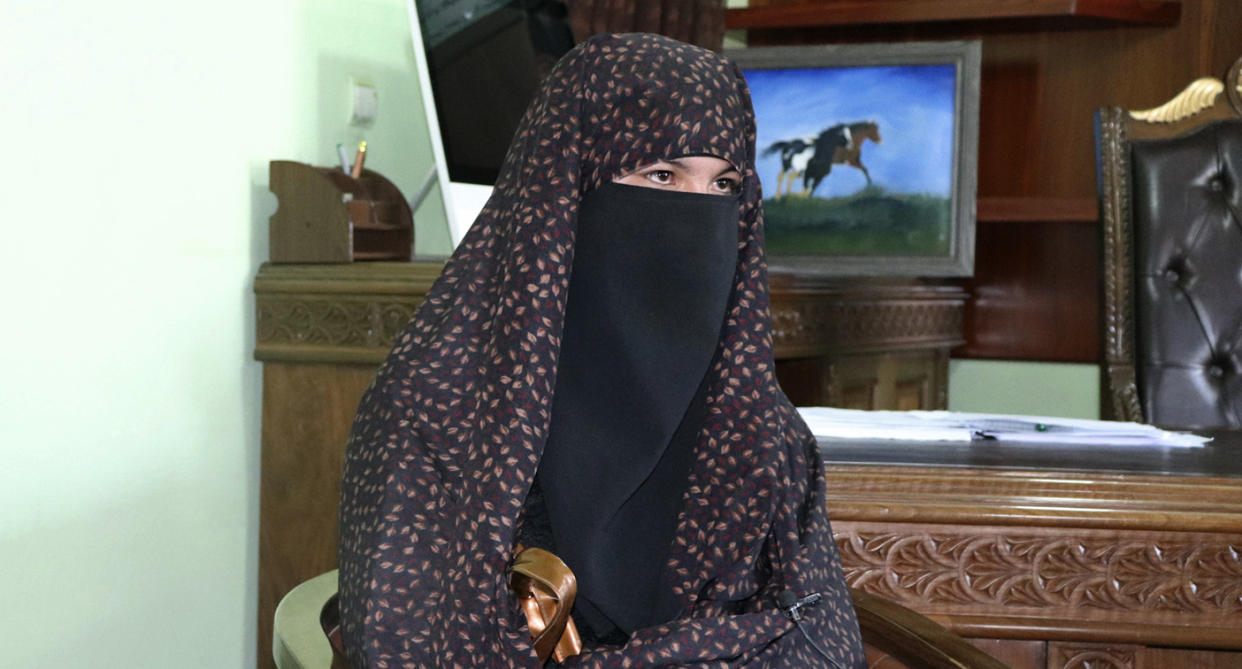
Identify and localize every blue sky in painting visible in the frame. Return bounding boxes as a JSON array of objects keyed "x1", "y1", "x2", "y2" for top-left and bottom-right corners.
[{"x1": 743, "y1": 64, "x2": 957, "y2": 198}]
